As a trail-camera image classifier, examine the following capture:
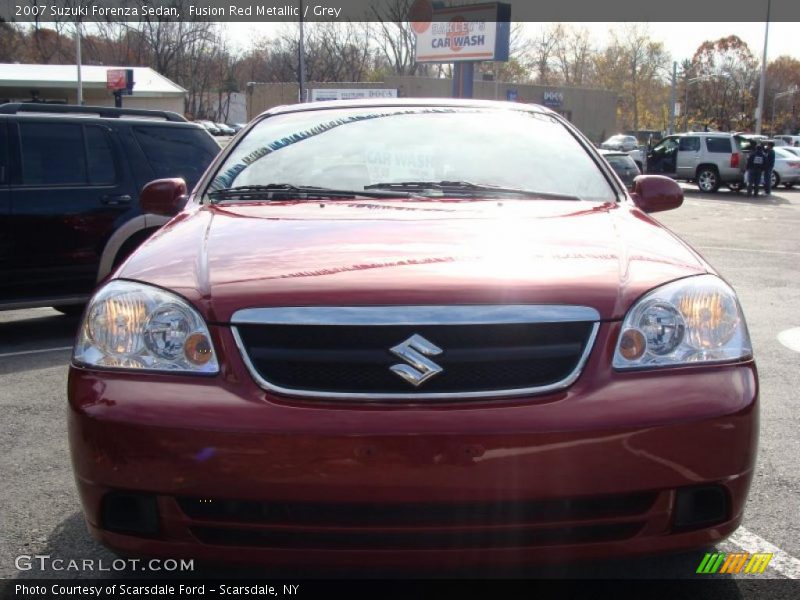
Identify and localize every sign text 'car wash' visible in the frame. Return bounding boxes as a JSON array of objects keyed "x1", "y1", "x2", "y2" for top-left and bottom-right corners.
[{"x1": 412, "y1": 1, "x2": 510, "y2": 63}]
